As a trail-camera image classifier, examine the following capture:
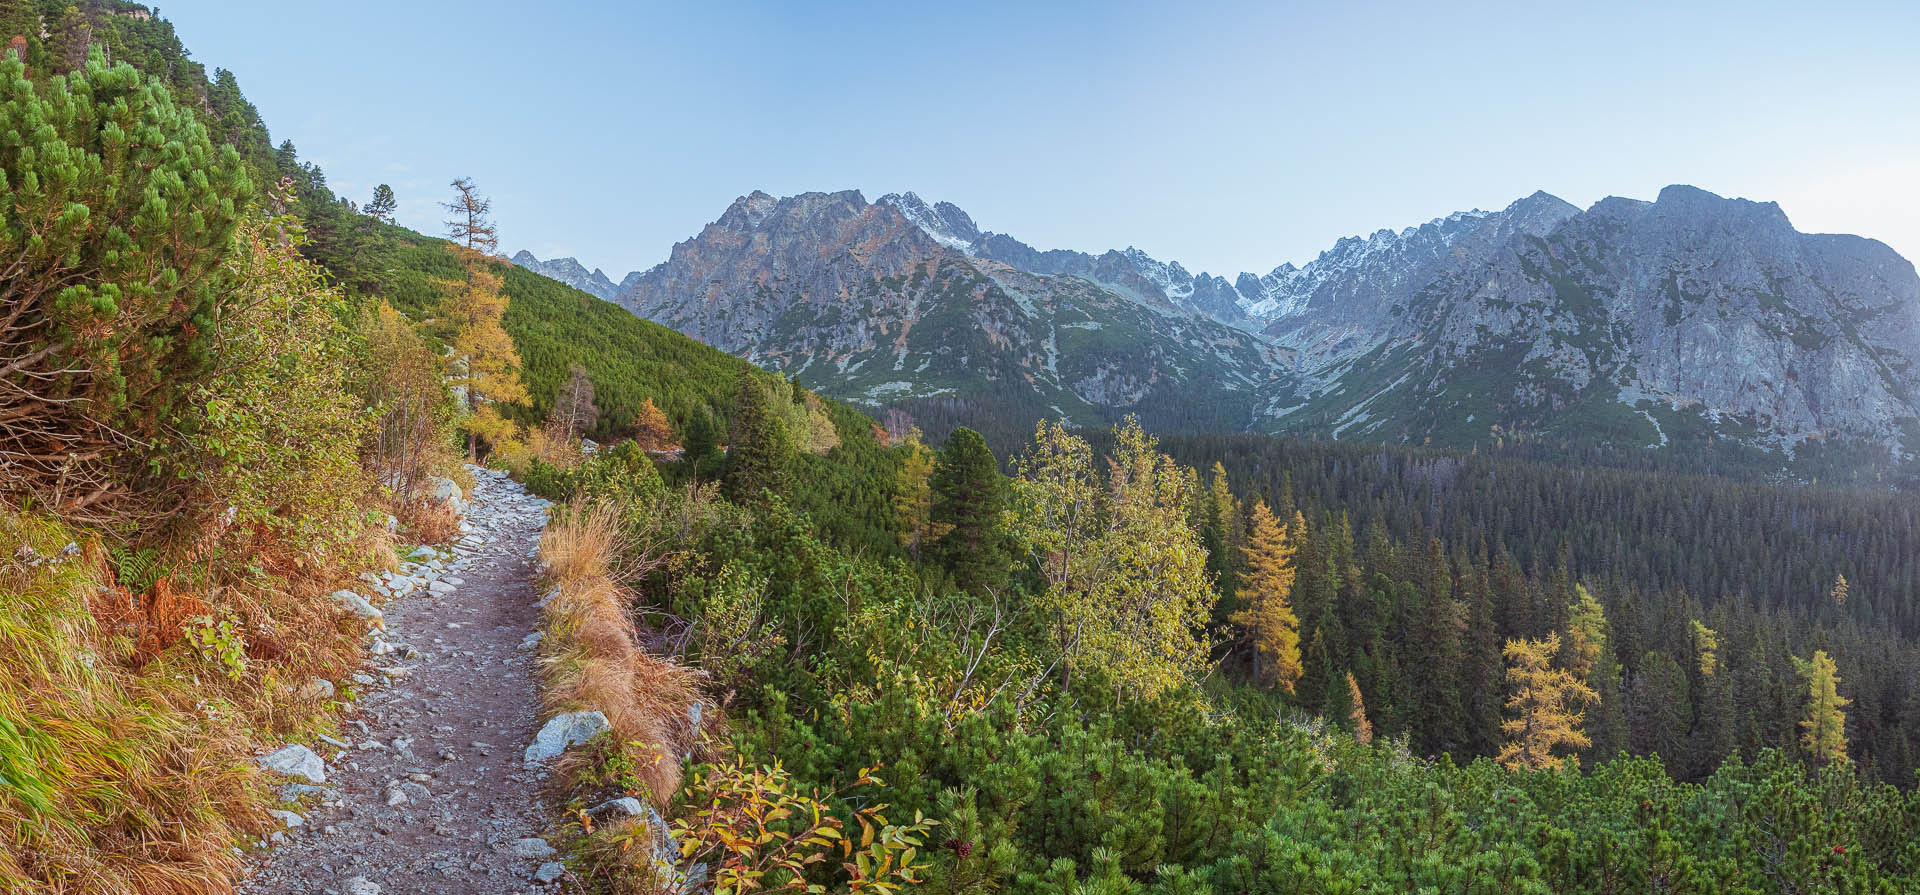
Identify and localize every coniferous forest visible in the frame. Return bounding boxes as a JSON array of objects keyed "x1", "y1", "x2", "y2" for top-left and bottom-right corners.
[{"x1": 1, "y1": 4, "x2": 1919, "y2": 894}]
